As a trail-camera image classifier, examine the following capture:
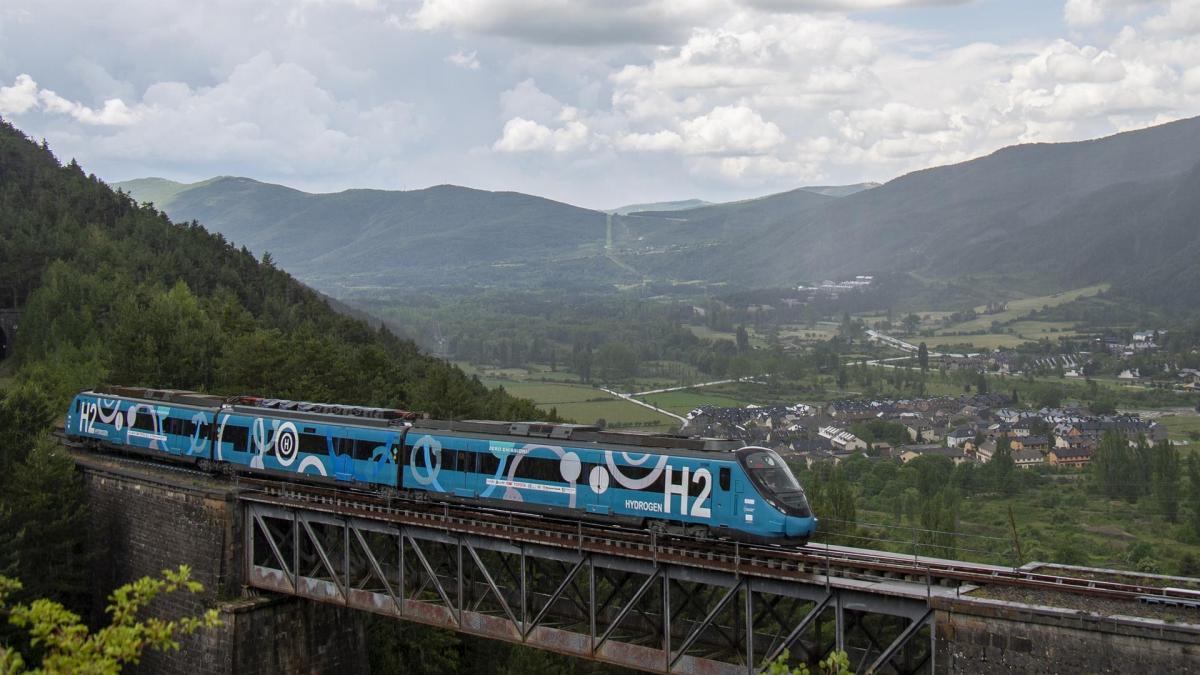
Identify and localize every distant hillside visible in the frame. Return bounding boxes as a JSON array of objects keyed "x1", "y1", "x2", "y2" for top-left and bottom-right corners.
[
  {"x1": 606, "y1": 183, "x2": 876, "y2": 215},
  {"x1": 621, "y1": 116, "x2": 1200, "y2": 307},
  {"x1": 116, "y1": 116, "x2": 1200, "y2": 308},
  {"x1": 607, "y1": 199, "x2": 711, "y2": 215},
  {"x1": 801, "y1": 183, "x2": 880, "y2": 198},
  {"x1": 115, "y1": 177, "x2": 618, "y2": 292}
]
